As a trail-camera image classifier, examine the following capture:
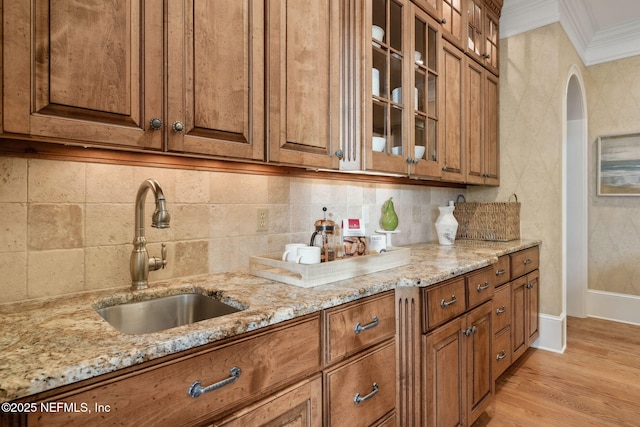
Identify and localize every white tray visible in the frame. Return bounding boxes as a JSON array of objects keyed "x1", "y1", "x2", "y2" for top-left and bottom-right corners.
[{"x1": 249, "y1": 247, "x2": 411, "y2": 288}]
